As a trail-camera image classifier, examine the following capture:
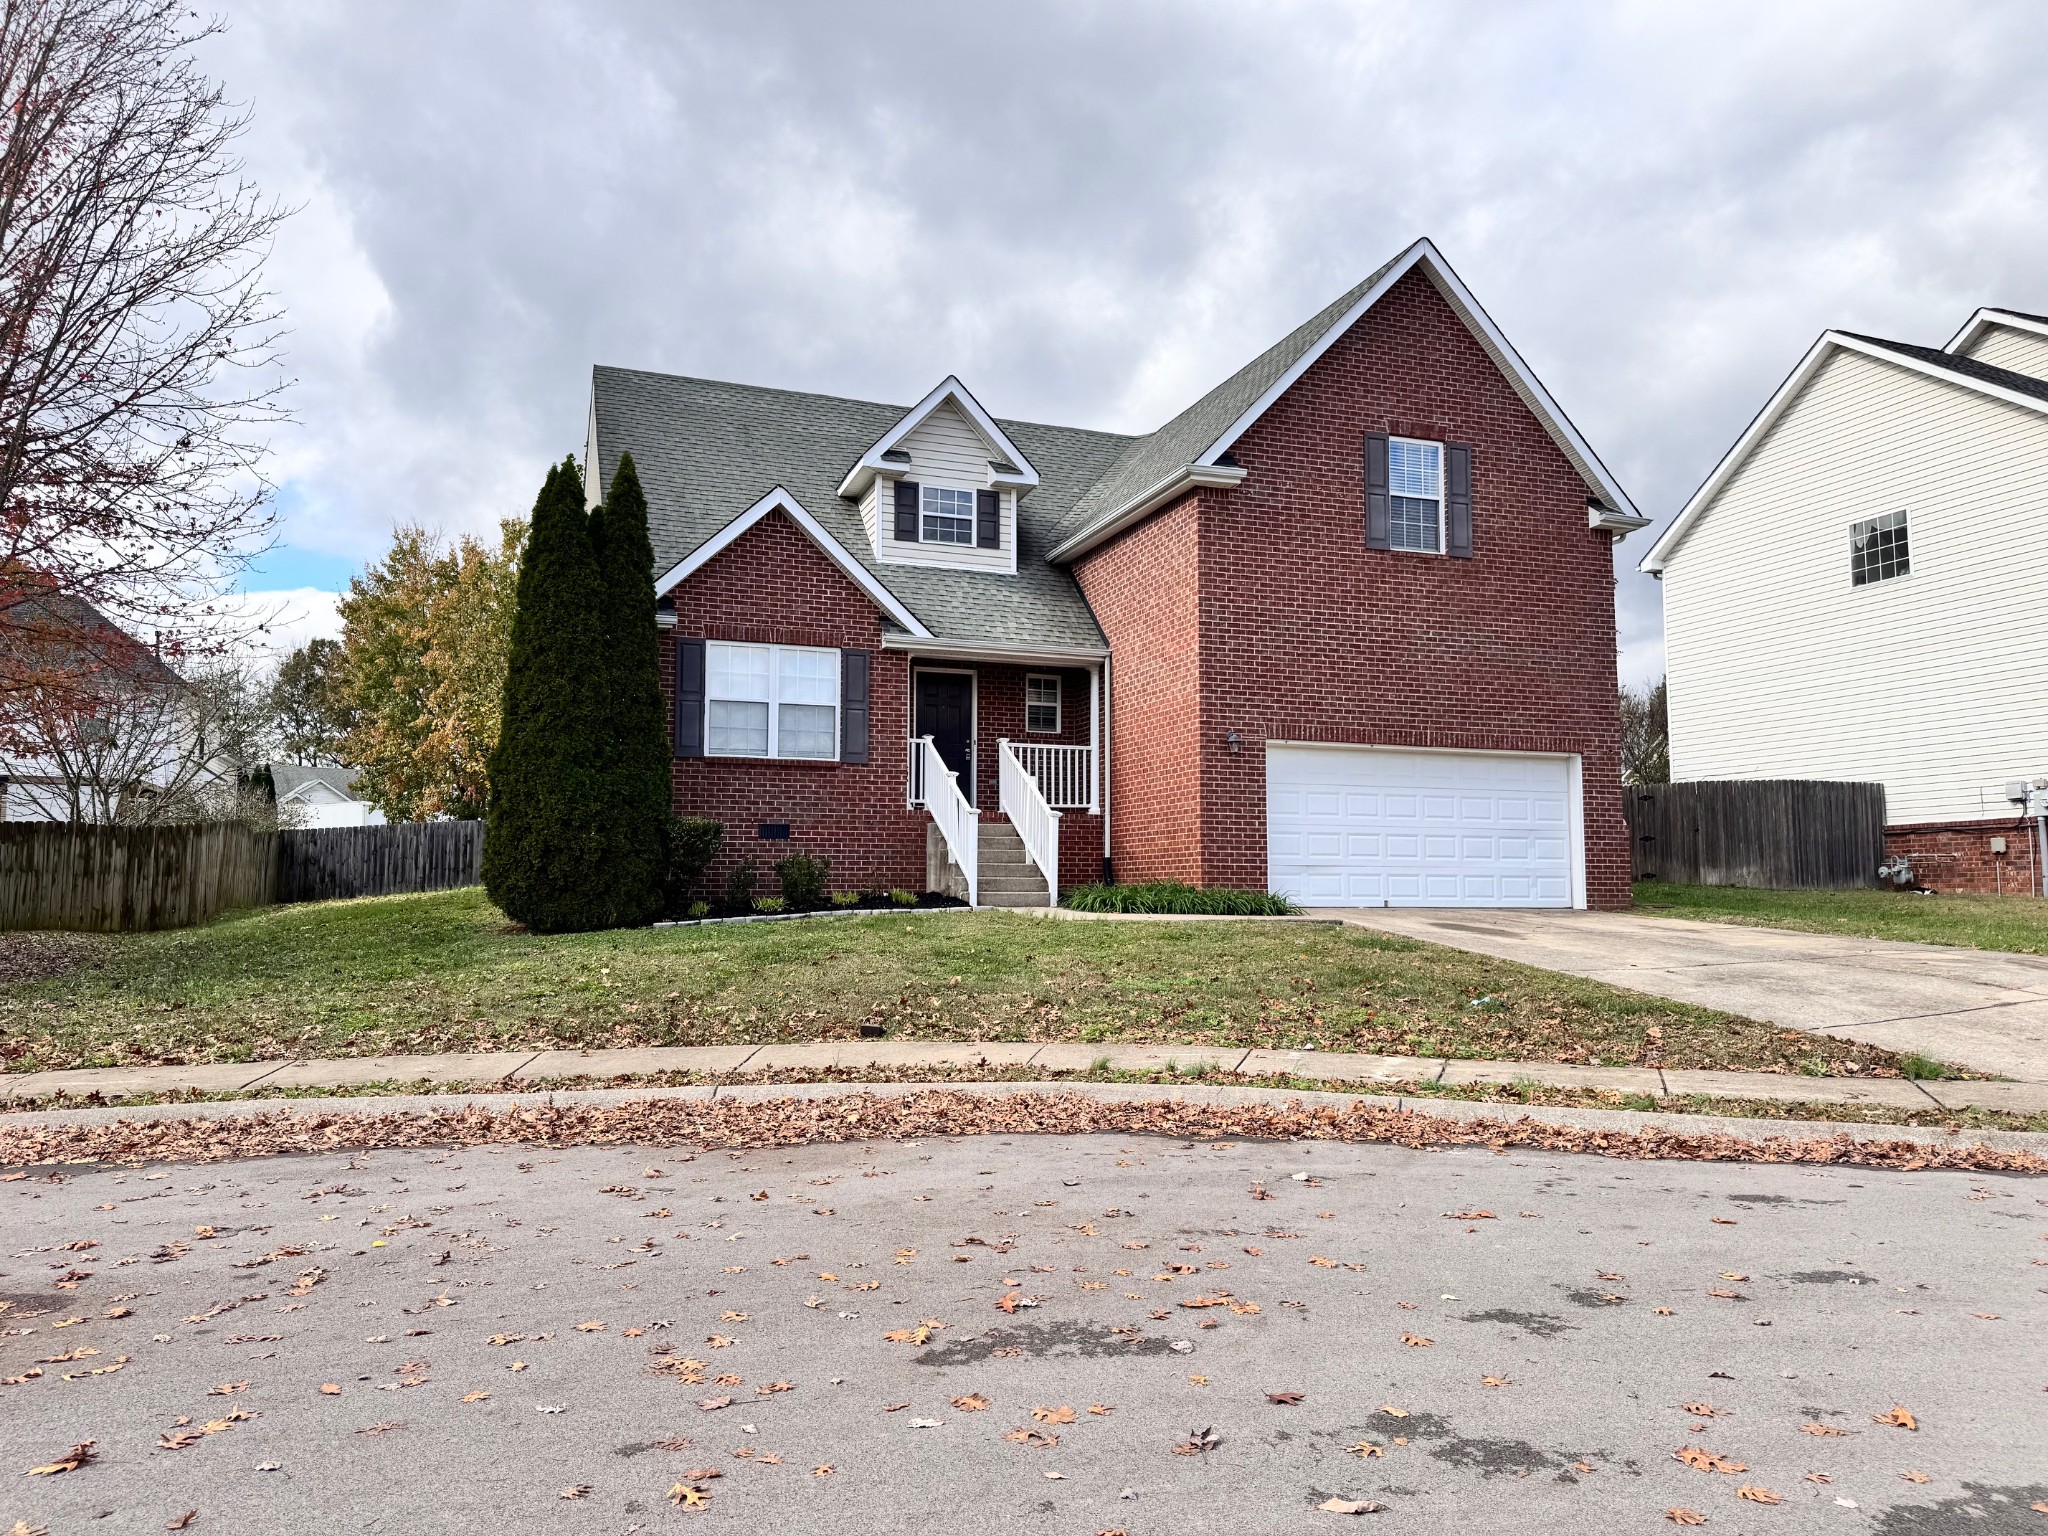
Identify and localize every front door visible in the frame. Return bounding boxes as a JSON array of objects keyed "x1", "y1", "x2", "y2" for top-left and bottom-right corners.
[{"x1": 914, "y1": 671, "x2": 974, "y2": 806}]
